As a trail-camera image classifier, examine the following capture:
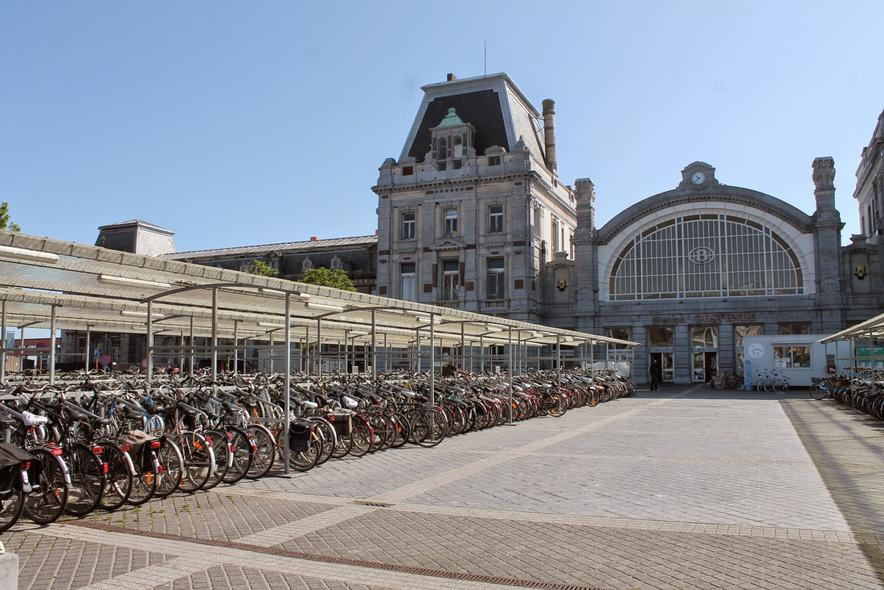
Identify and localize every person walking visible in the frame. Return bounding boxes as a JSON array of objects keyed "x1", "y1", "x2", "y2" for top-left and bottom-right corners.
[{"x1": 649, "y1": 358, "x2": 662, "y2": 391}]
